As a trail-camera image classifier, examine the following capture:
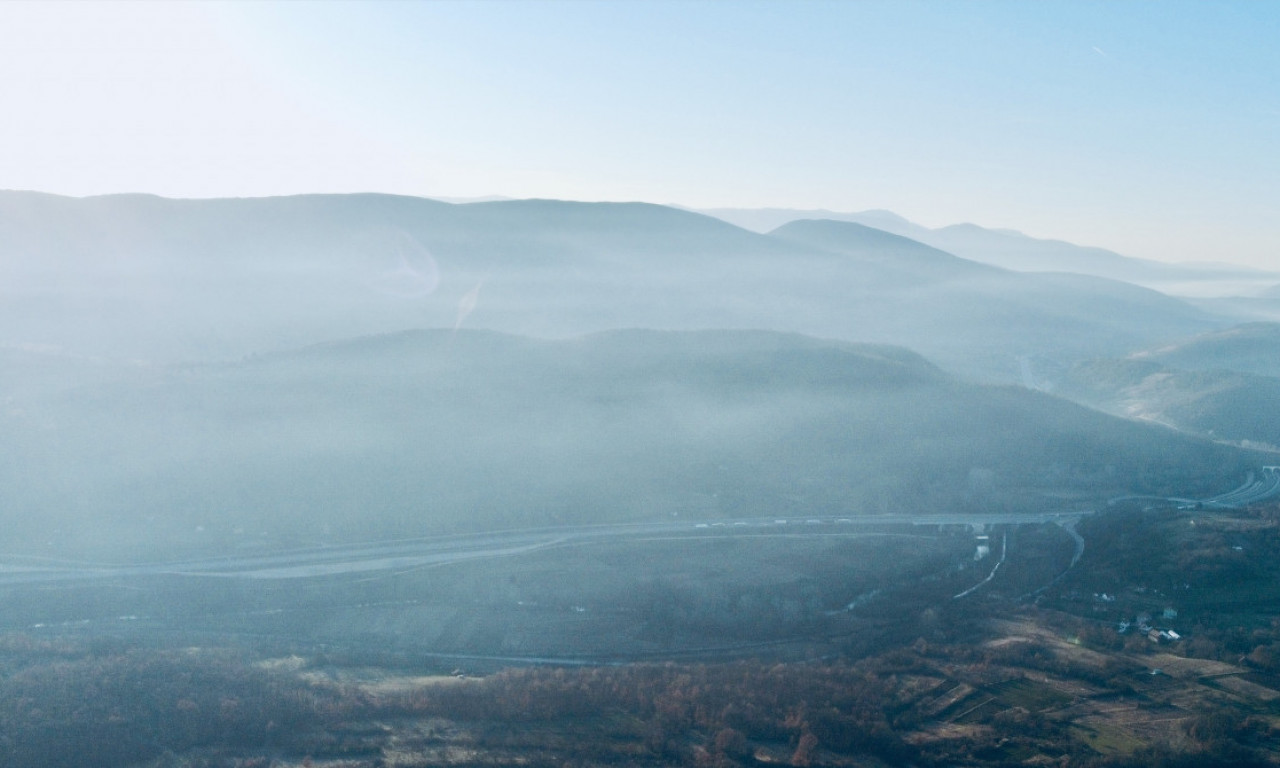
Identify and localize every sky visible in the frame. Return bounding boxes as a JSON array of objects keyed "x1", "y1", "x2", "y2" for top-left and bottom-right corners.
[{"x1": 0, "y1": 1, "x2": 1277, "y2": 269}]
